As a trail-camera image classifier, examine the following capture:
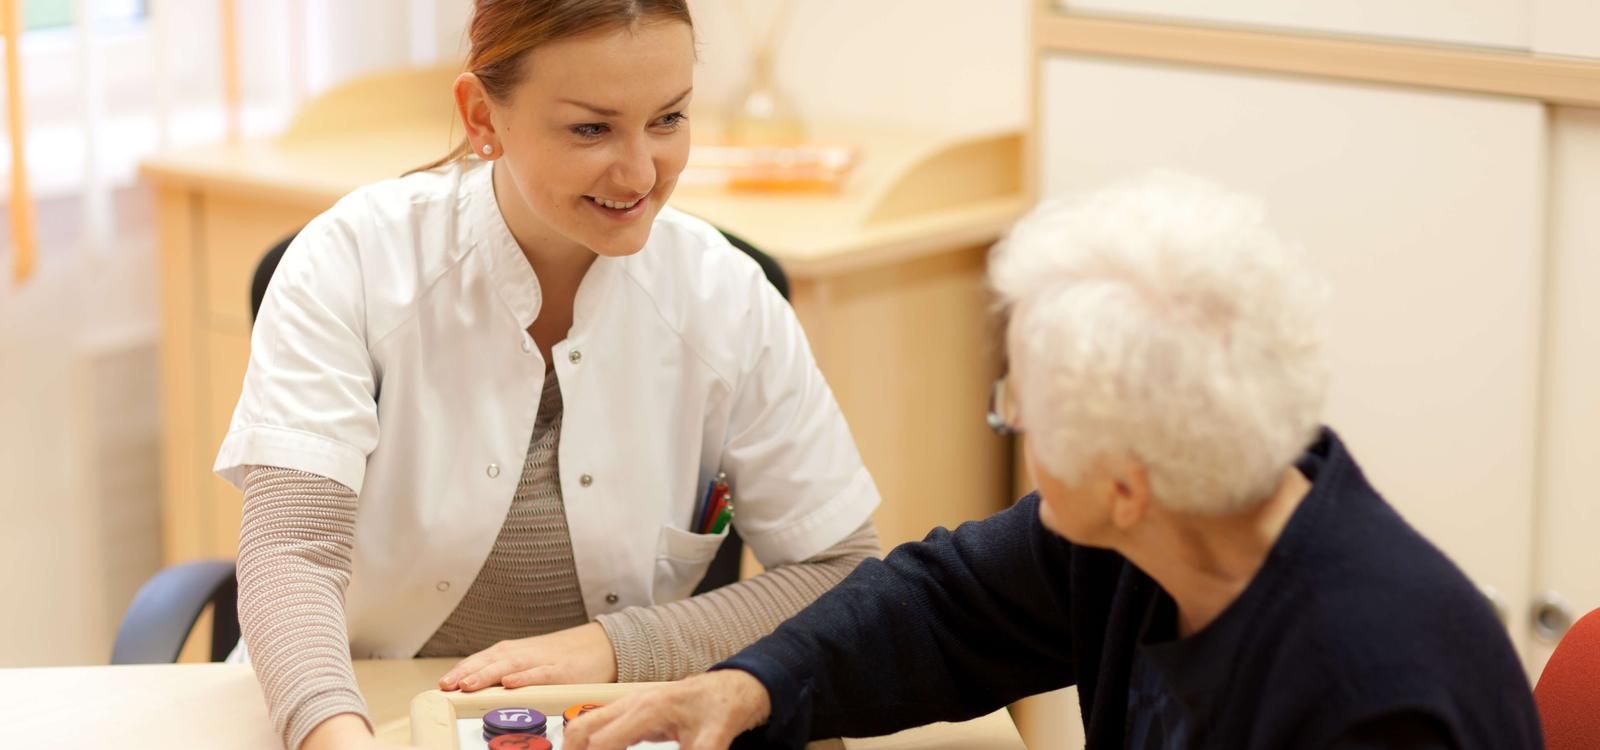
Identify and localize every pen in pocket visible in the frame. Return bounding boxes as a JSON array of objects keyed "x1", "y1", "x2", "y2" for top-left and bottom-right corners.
[
  {"x1": 696, "y1": 473, "x2": 732, "y2": 533},
  {"x1": 708, "y1": 502, "x2": 734, "y2": 534}
]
